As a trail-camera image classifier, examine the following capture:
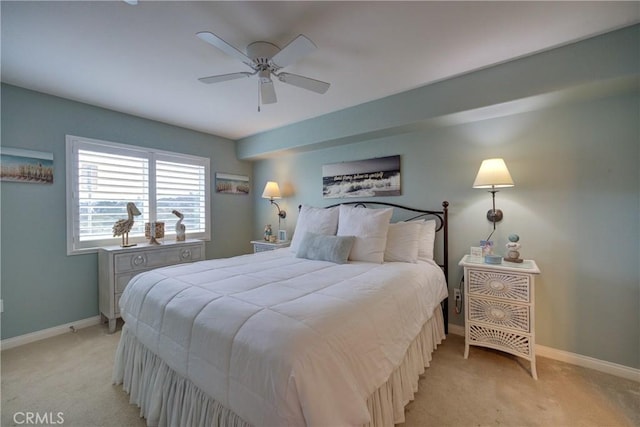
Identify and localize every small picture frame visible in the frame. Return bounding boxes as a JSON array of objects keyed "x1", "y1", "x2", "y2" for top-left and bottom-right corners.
[
  {"x1": 470, "y1": 247, "x2": 483, "y2": 263},
  {"x1": 278, "y1": 230, "x2": 287, "y2": 242},
  {"x1": 480, "y1": 240, "x2": 494, "y2": 256}
]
